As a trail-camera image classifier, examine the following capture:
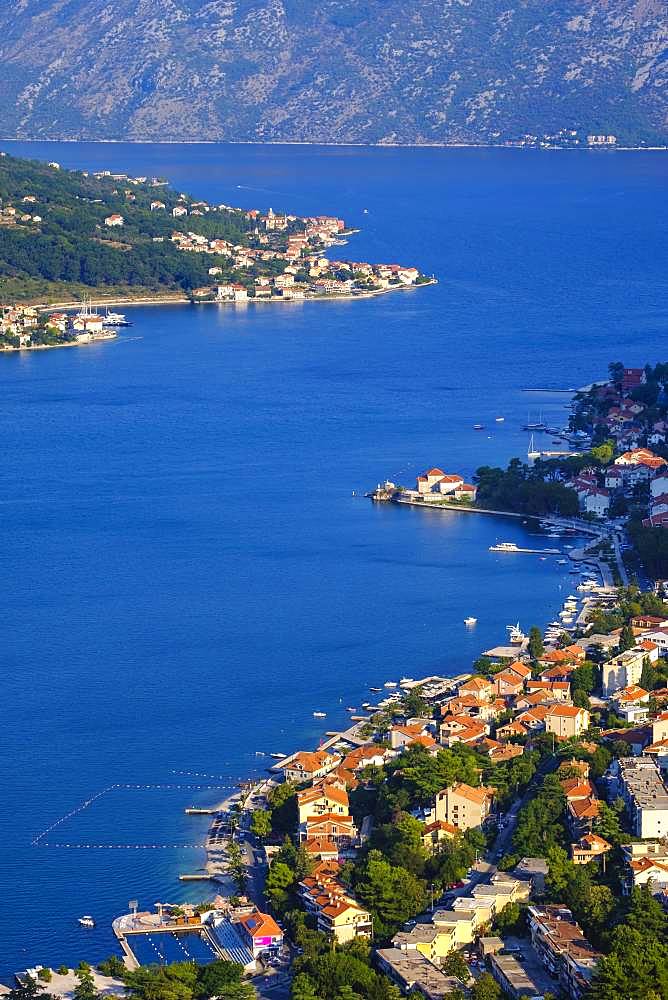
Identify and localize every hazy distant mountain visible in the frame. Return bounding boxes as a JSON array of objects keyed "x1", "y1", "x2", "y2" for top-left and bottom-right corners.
[{"x1": 0, "y1": 0, "x2": 666, "y2": 145}]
